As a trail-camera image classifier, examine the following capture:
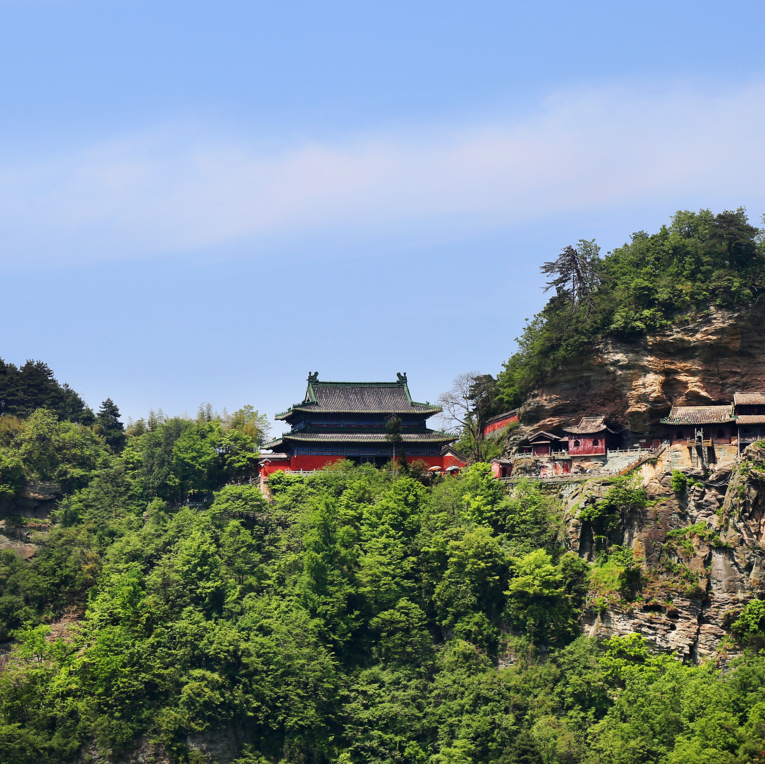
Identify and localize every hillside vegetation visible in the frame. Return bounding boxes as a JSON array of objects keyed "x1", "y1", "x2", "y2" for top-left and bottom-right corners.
[
  {"x1": 1, "y1": 407, "x2": 765, "y2": 761},
  {"x1": 497, "y1": 208, "x2": 765, "y2": 410}
]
